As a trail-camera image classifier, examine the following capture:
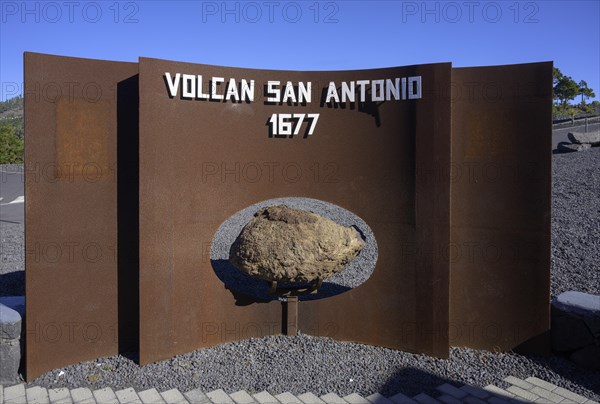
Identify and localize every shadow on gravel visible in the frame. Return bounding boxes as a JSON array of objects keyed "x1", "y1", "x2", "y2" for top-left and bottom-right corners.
[
  {"x1": 379, "y1": 368, "x2": 529, "y2": 403},
  {"x1": 0, "y1": 270, "x2": 24, "y2": 296},
  {"x1": 525, "y1": 354, "x2": 600, "y2": 395},
  {"x1": 379, "y1": 367, "x2": 456, "y2": 397},
  {"x1": 379, "y1": 368, "x2": 502, "y2": 401},
  {"x1": 552, "y1": 143, "x2": 575, "y2": 154}
]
